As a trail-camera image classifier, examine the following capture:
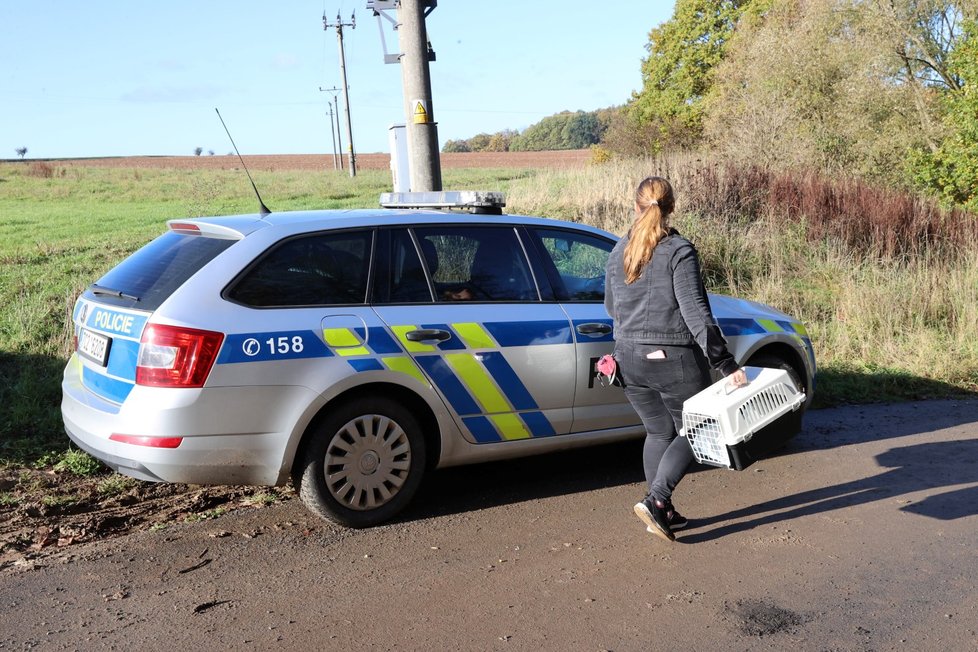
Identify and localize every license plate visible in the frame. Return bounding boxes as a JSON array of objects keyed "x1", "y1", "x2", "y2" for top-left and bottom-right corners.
[{"x1": 78, "y1": 328, "x2": 111, "y2": 367}]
